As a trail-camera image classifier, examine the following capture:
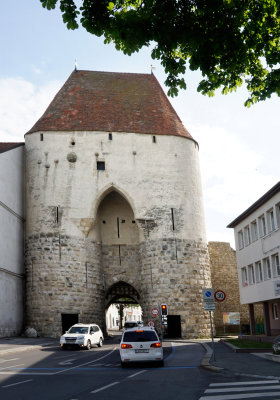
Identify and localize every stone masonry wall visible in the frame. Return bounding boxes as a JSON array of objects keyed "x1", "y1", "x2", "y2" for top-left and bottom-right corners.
[
  {"x1": 25, "y1": 234, "x2": 105, "y2": 337},
  {"x1": 140, "y1": 238, "x2": 212, "y2": 338},
  {"x1": 208, "y1": 241, "x2": 263, "y2": 333}
]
